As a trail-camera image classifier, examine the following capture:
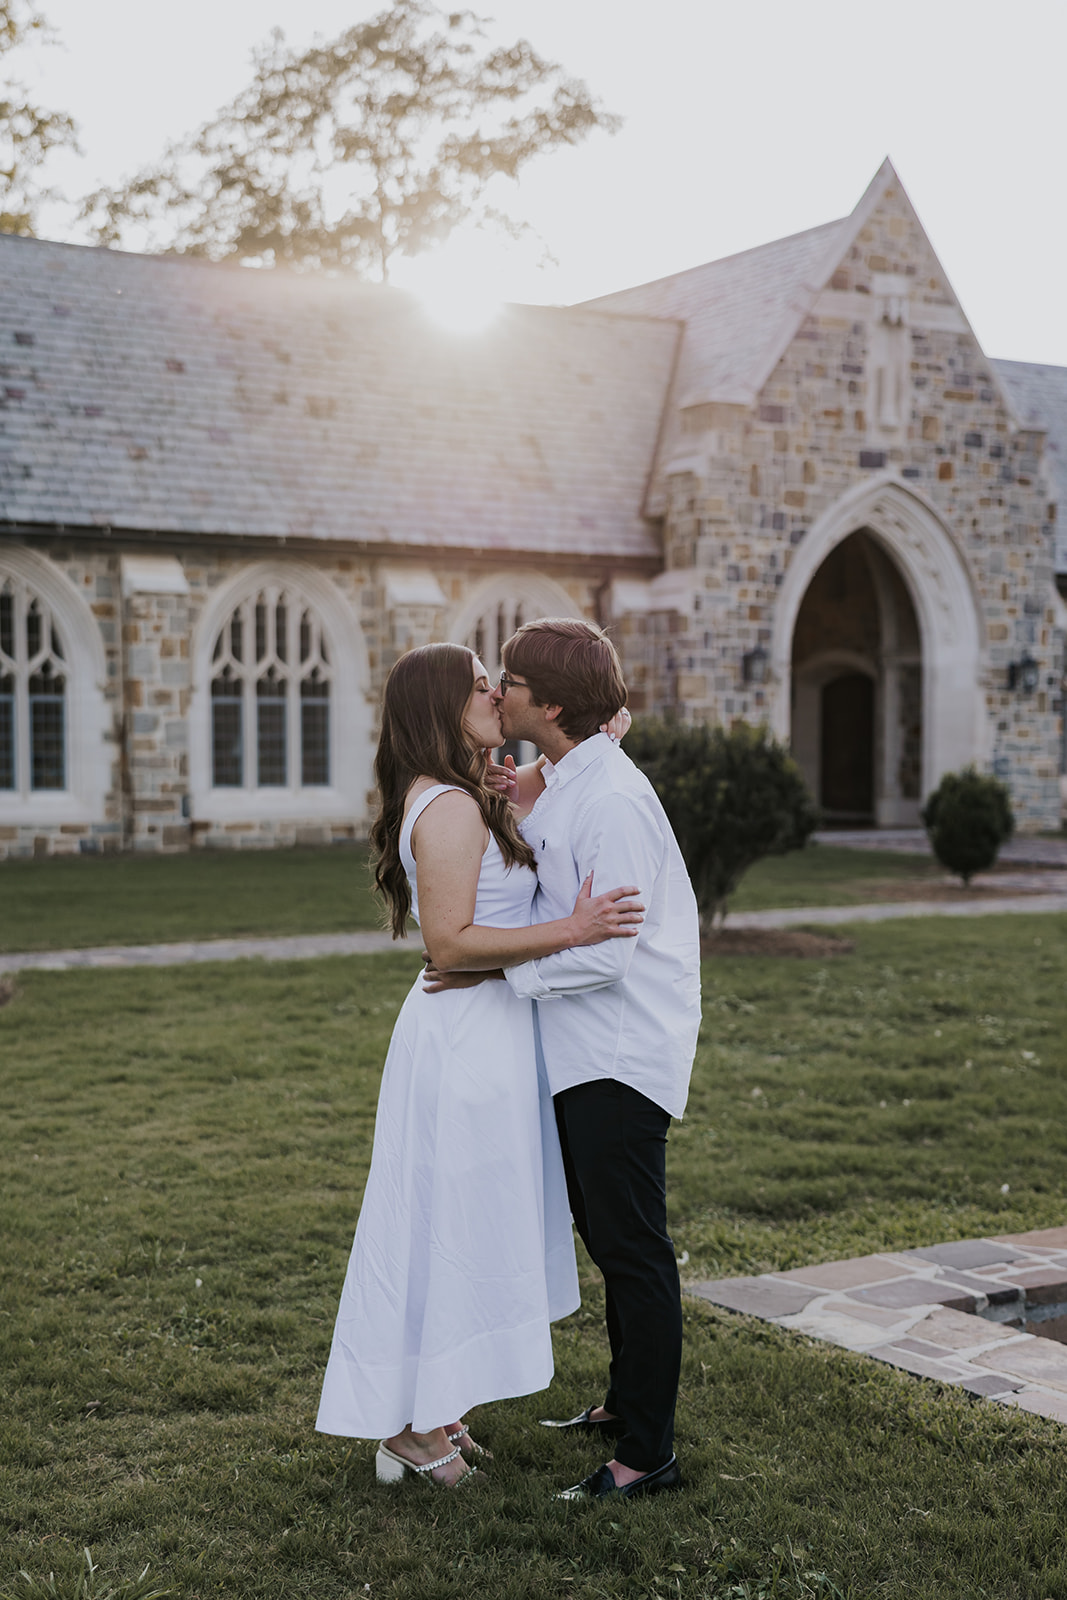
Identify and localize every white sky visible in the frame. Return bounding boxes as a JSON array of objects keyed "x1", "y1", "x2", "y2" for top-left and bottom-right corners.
[{"x1": 20, "y1": 0, "x2": 1067, "y2": 365}]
